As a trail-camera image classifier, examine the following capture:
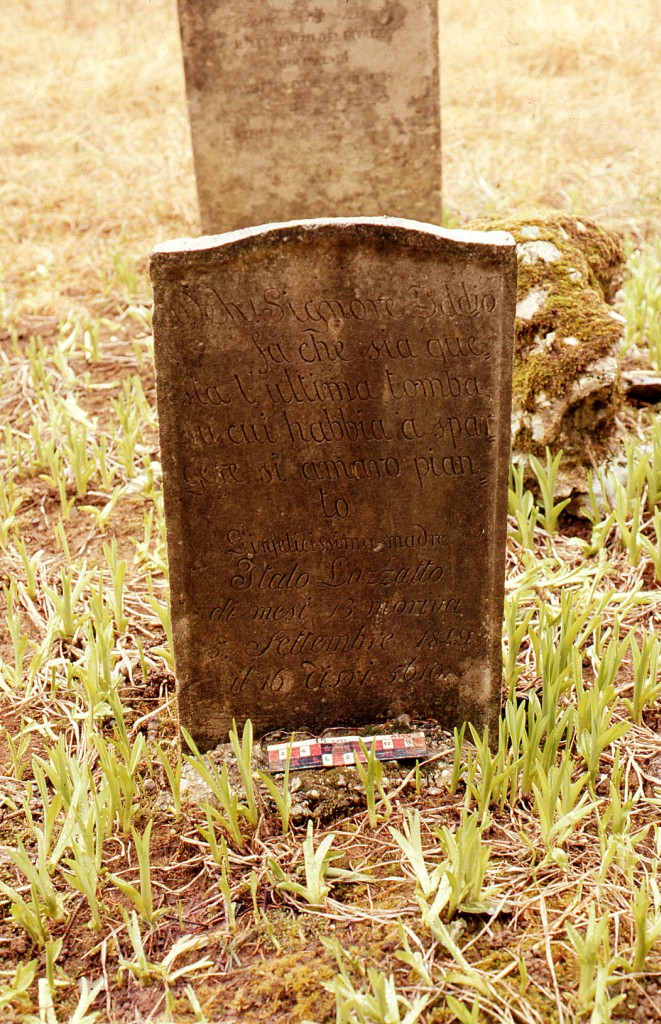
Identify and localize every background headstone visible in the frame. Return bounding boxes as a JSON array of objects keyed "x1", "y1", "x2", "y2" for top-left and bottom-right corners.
[
  {"x1": 151, "y1": 218, "x2": 517, "y2": 750},
  {"x1": 177, "y1": 0, "x2": 441, "y2": 233}
]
